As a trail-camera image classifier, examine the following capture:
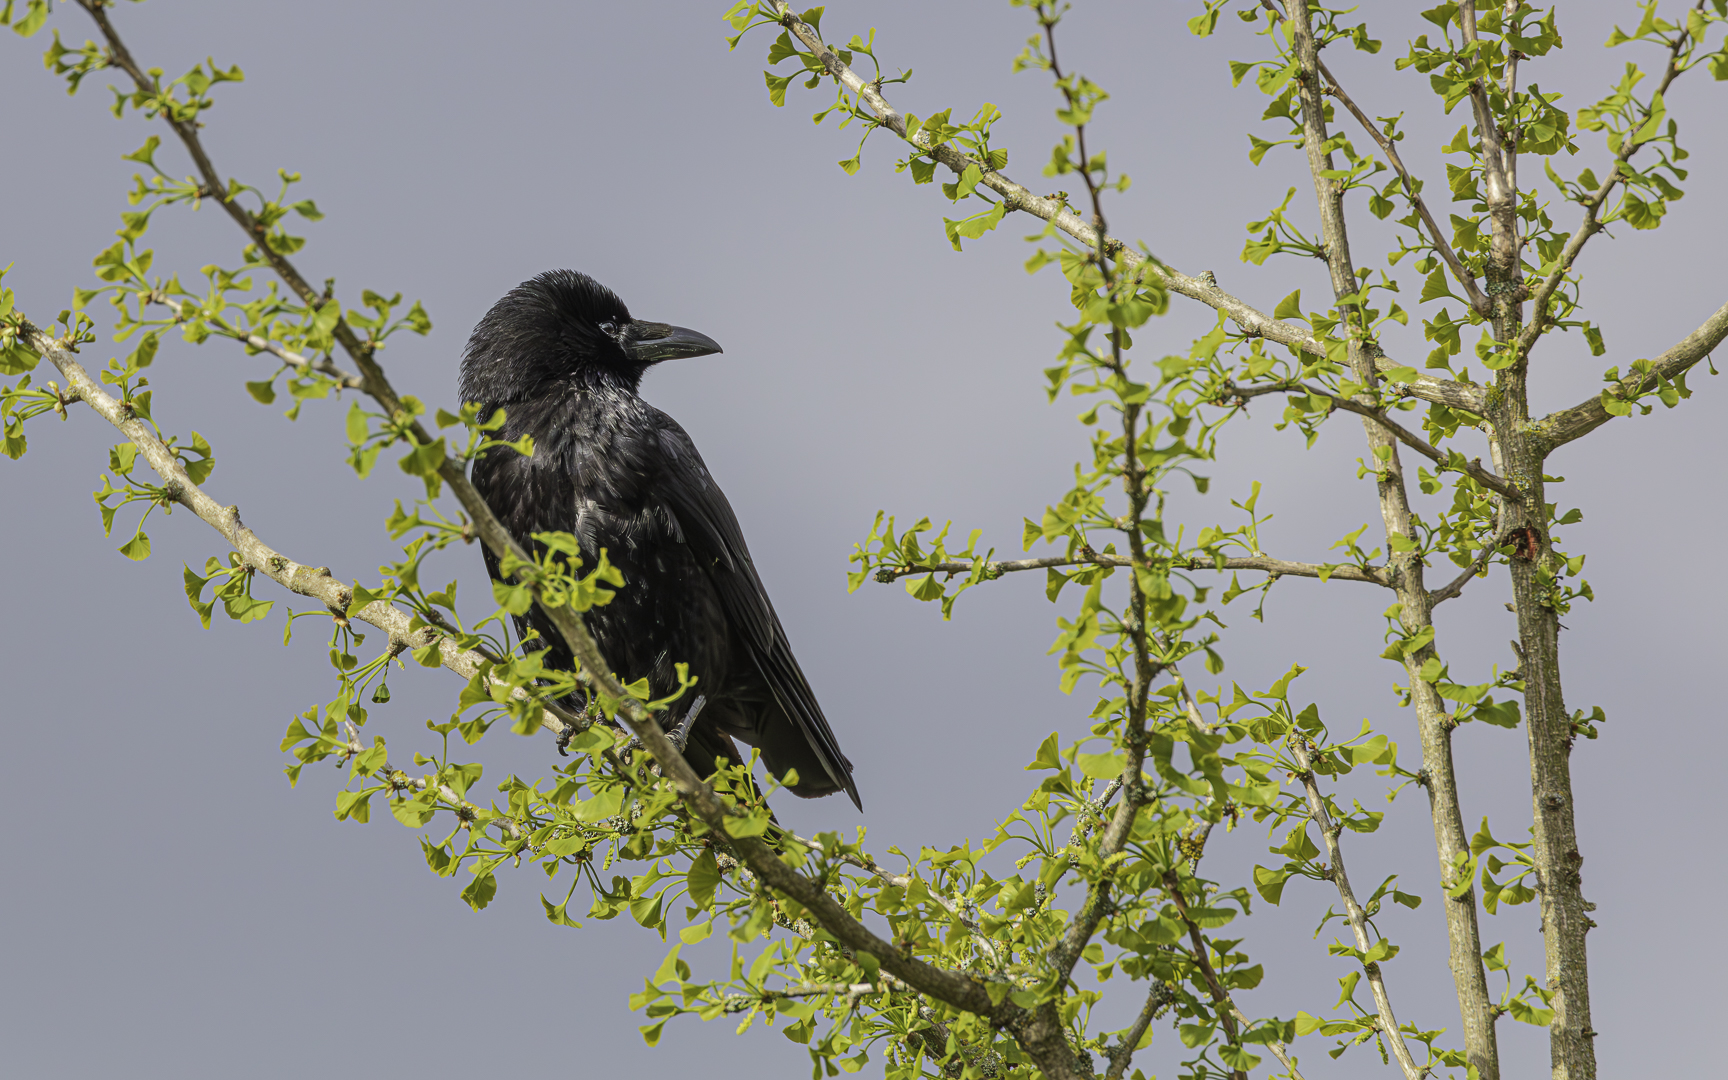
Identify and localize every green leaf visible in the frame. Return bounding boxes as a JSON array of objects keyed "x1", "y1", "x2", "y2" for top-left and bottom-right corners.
[
  {"x1": 1273, "y1": 289, "x2": 1303, "y2": 321},
  {"x1": 687, "y1": 850, "x2": 722, "y2": 909},
  {"x1": 943, "y1": 162, "x2": 983, "y2": 201},
  {"x1": 345, "y1": 400, "x2": 369, "y2": 444},
  {"x1": 390, "y1": 797, "x2": 433, "y2": 828},
  {"x1": 404, "y1": 300, "x2": 432, "y2": 335},
  {"x1": 1419, "y1": 268, "x2": 1458, "y2": 304},
  {"x1": 118, "y1": 530, "x2": 152, "y2": 561},
  {"x1": 1026, "y1": 731, "x2": 1062, "y2": 771},
  {"x1": 334, "y1": 788, "x2": 374, "y2": 823},
  {"x1": 13, "y1": 0, "x2": 49, "y2": 37},
  {"x1": 182, "y1": 563, "x2": 216, "y2": 628},
  {"x1": 576, "y1": 783, "x2": 623, "y2": 822},
  {"x1": 1473, "y1": 699, "x2": 1521, "y2": 728},
  {"x1": 460, "y1": 871, "x2": 498, "y2": 911},
  {"x1": 1253, "y1": 864, "x2": 1288, "y2": 905},
  {"x1": 764, "y1": 70, "x2": 794, "y2": 106},
  {"x1": 941, "y1": 201, "x2": 1006, "y2": 251},
  {"x1": 1076, "y1": 751, "x2": 1126, "y2": 779},
  {"x1": 723, "y1": 811, "x2": 771, "y2": 838}
]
